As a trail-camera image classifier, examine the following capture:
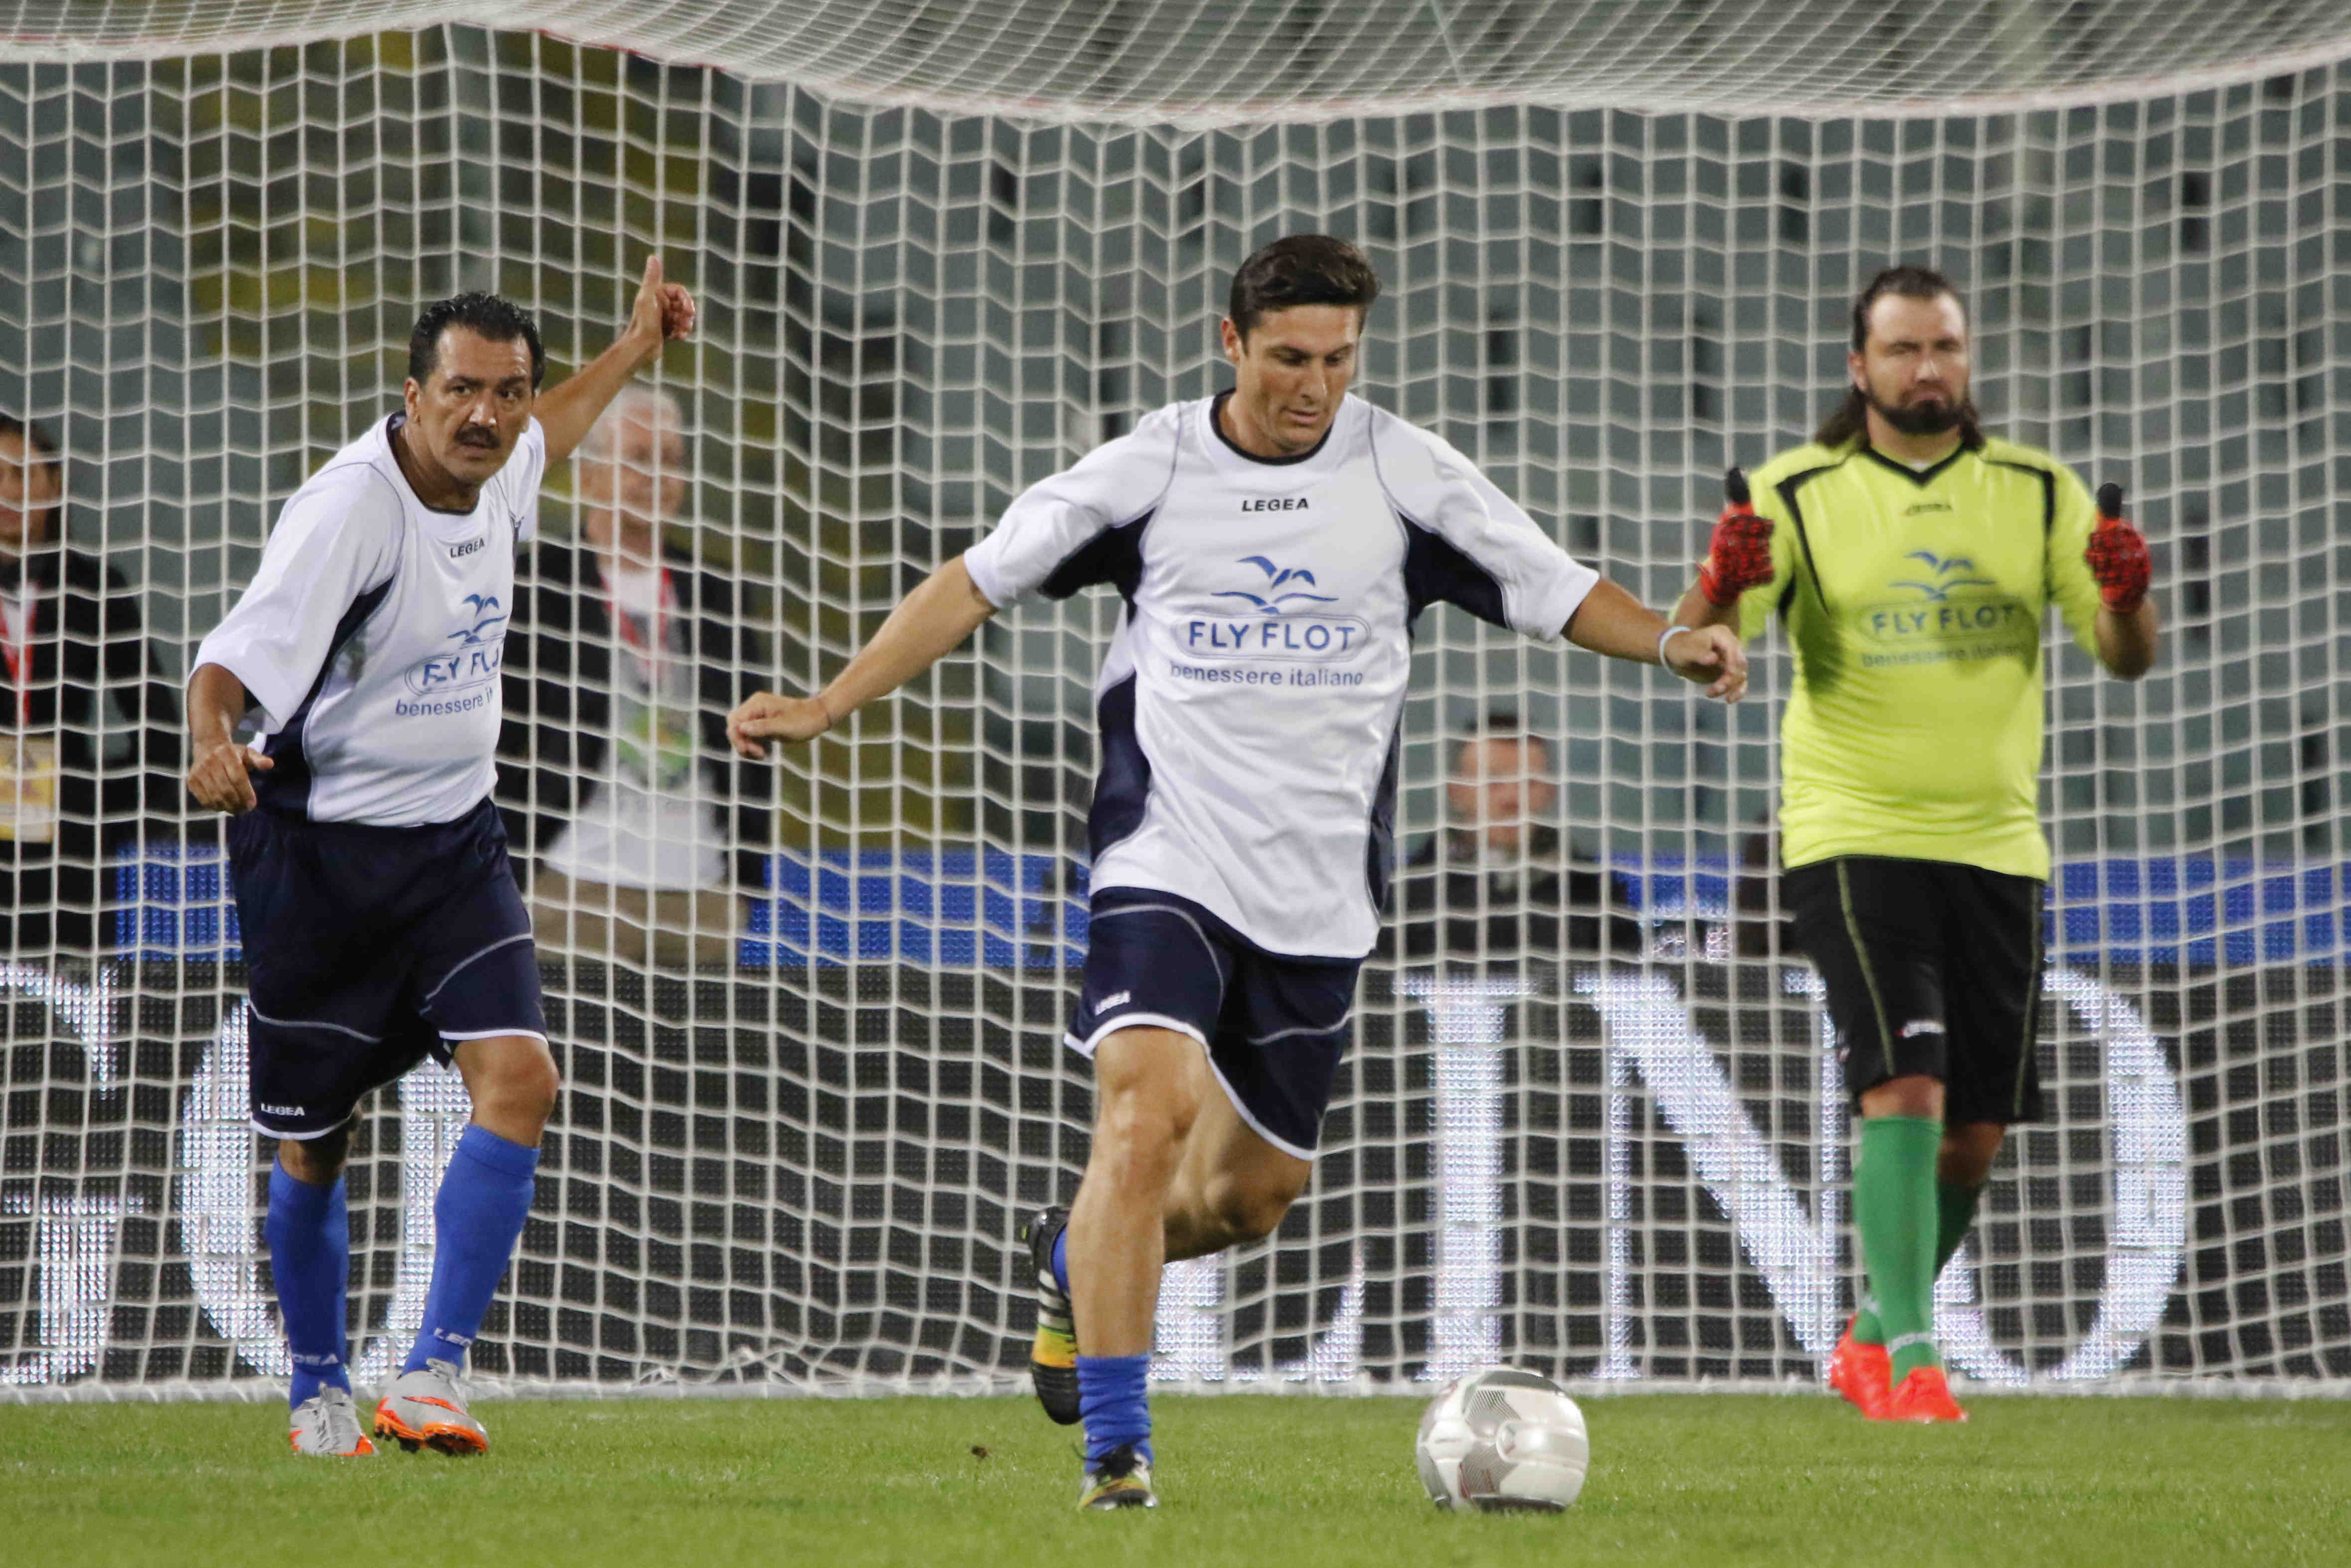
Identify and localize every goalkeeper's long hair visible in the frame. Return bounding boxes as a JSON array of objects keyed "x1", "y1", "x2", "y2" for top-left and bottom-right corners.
[{"x1": 1816, "y1": 264, "x2": 1983, "y2": 450}]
